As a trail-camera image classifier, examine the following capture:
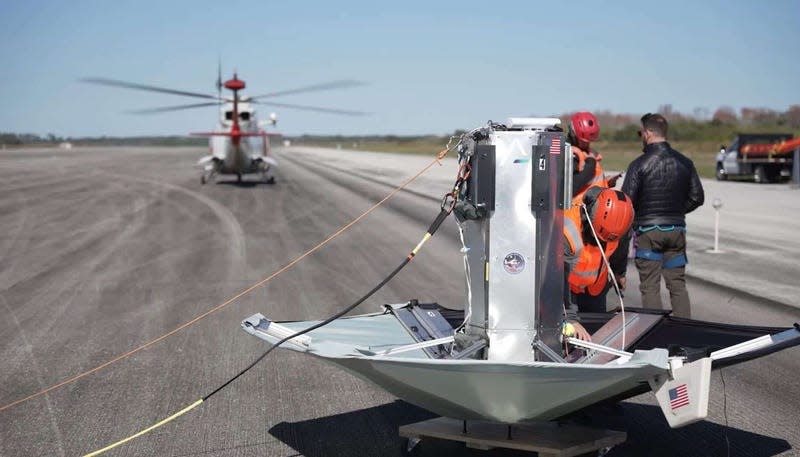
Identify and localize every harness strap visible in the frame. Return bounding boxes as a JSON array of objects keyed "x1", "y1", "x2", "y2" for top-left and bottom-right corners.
[
  {"x1": 636, "y1": 224, "x2": 686, "y2": 233},
  {"x1": 635, "y1": 249, "x2": 663, "y2": 261},
  {"x1": 663, "y1": 253, "x2": 688, "y2": 269},
  {"x1": 635, "y1": 249, "x2": 688, "y2": 268}
]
